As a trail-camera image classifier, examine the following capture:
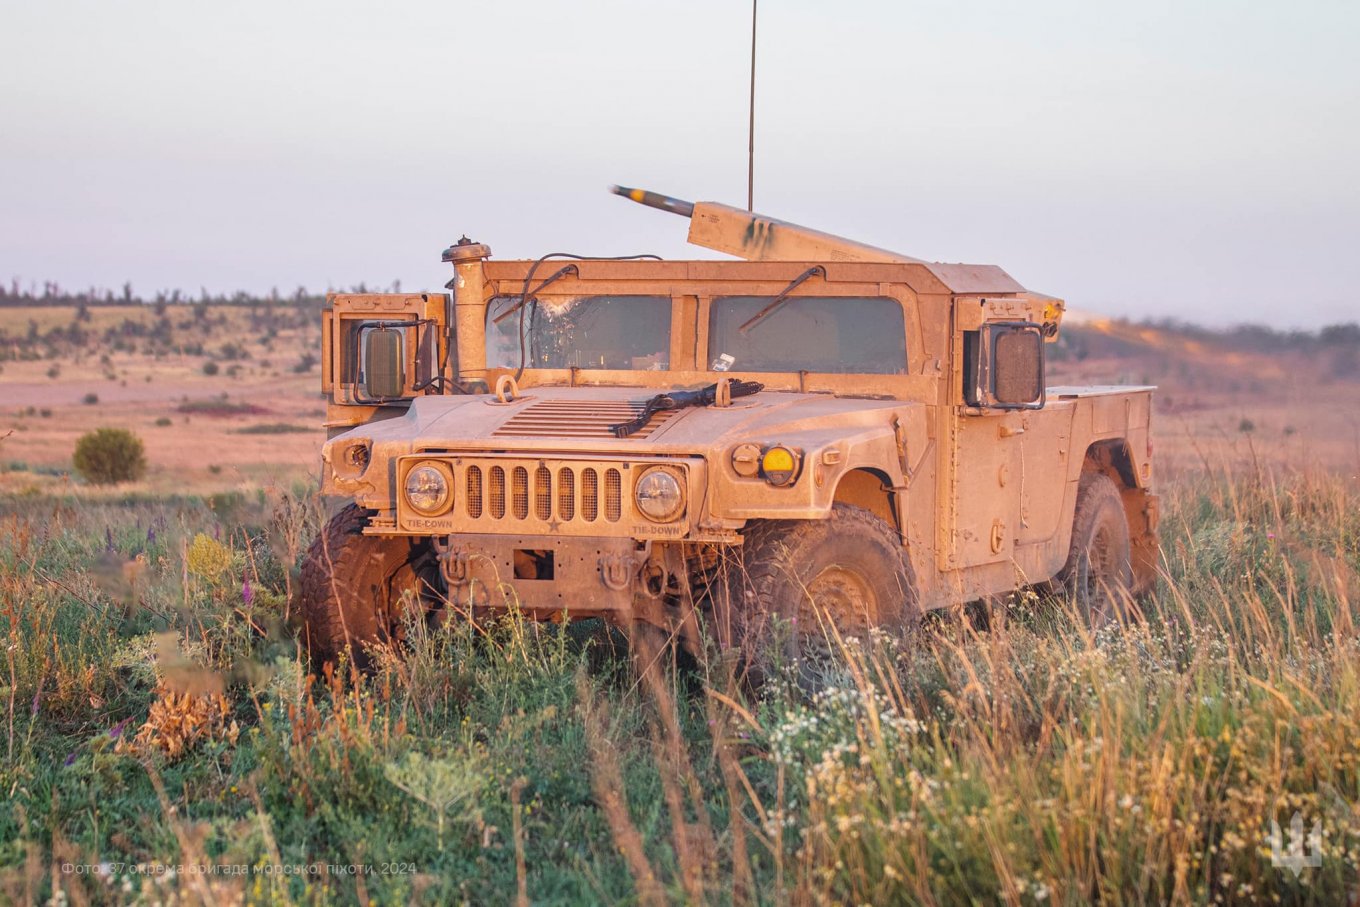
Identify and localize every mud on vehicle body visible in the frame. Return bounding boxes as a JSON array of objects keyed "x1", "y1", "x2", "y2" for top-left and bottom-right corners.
[{"x1": 299, "y1": 187, "x2": 1159, "y2": 668}]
